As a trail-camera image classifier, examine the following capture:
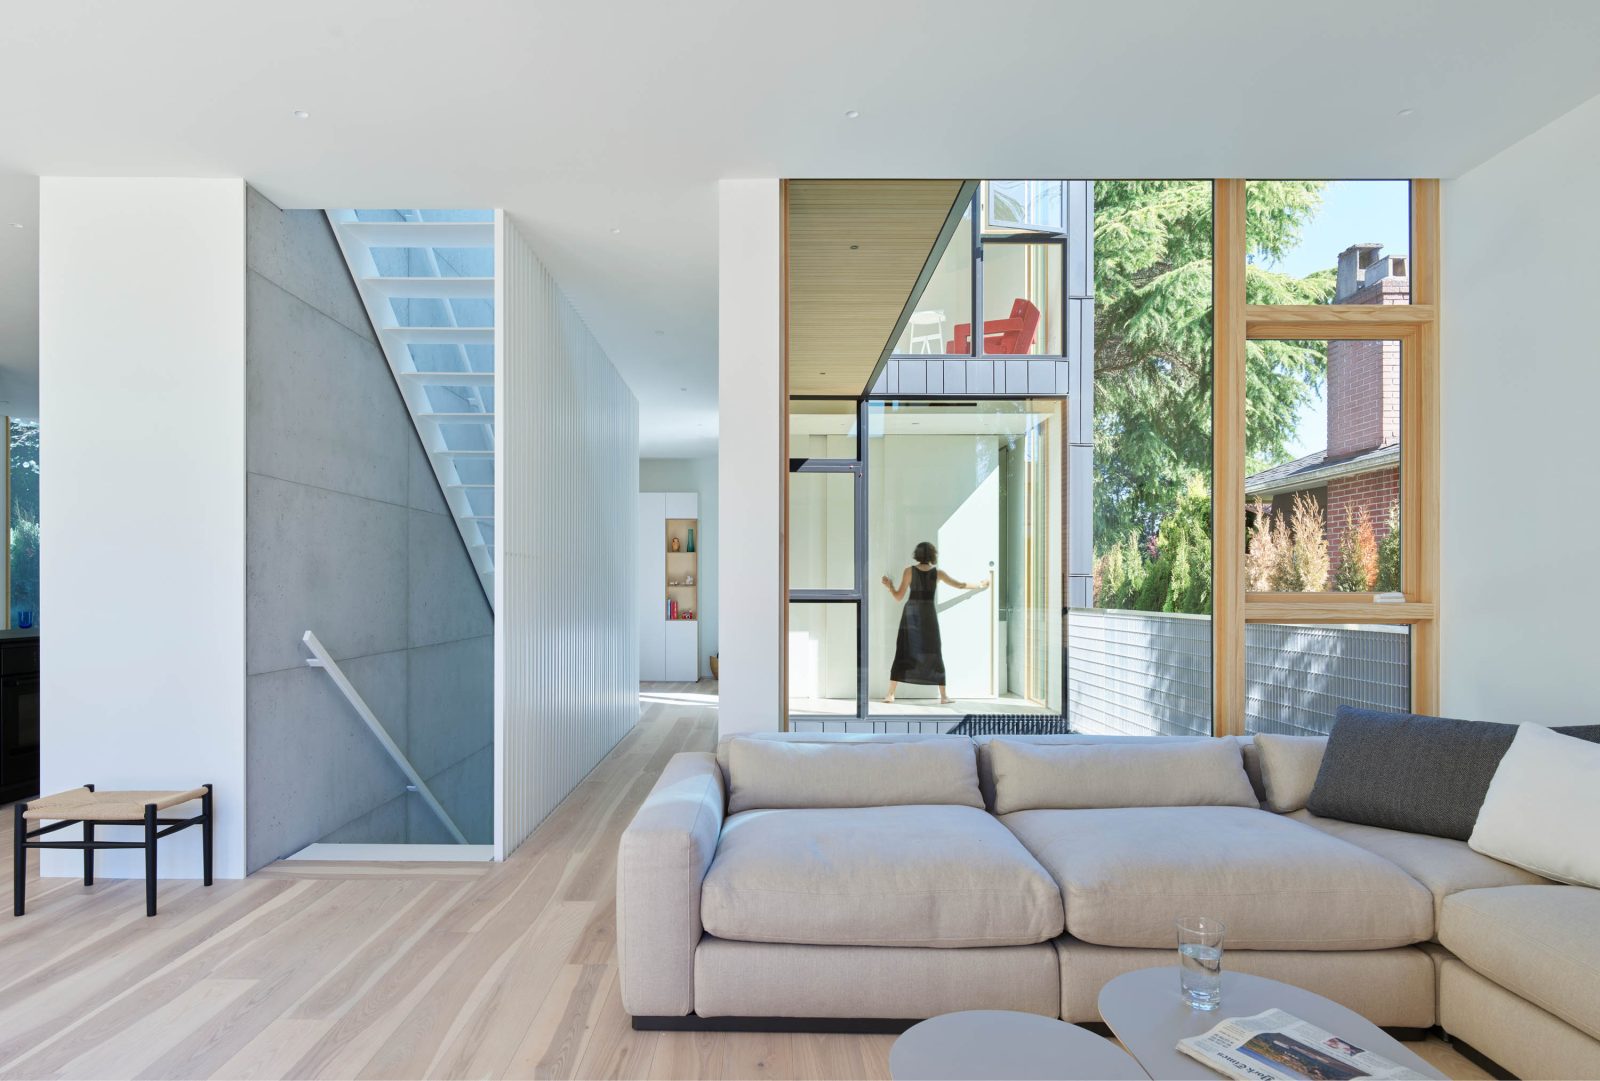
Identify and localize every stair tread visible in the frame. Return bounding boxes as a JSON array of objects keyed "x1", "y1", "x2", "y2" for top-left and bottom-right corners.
[
  {"x1": 401, "y1": 371, "x2": 494, "y2": 385},
  {"x1": 339, "y1": 221, "x2": 493, "y2": 247},
  {"x1": 384, "y1": 327, "x2": 494, "y2": 344},
  {"x1": 360, "y1": 276, "x2": 493, "y2": 299}
]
